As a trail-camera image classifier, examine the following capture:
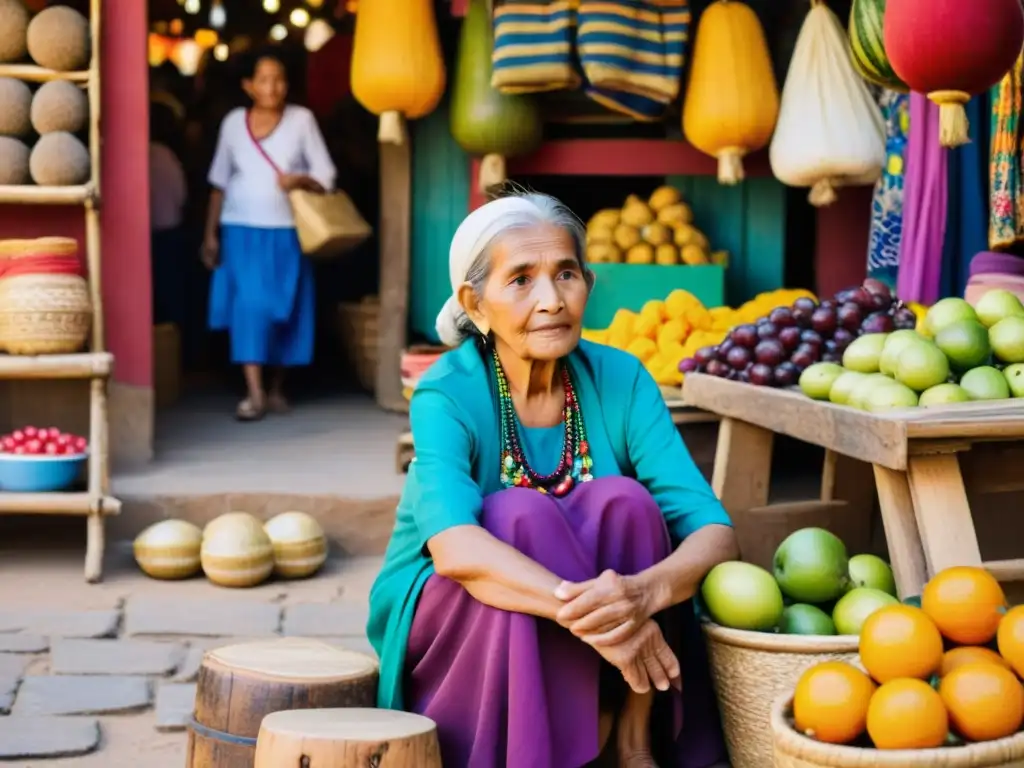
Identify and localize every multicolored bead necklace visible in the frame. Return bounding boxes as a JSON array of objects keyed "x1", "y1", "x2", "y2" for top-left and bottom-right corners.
[{"x1": 493, "y1": 348, "x2": 593, "y2": 496}]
